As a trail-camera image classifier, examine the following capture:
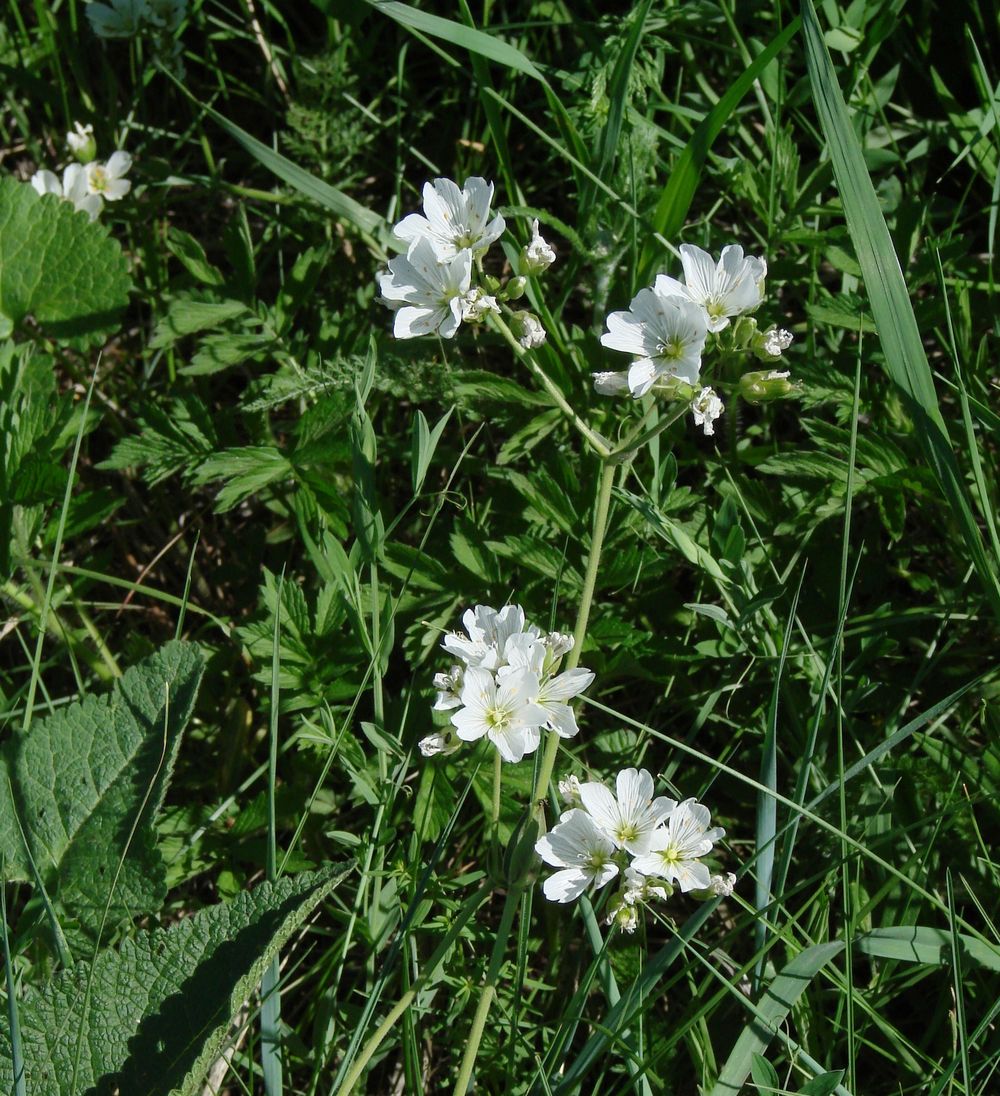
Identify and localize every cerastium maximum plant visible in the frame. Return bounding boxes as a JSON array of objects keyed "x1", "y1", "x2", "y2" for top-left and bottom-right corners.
[{"x1": 331, "y1": 175, "x2": 798, "y2": 1095}]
